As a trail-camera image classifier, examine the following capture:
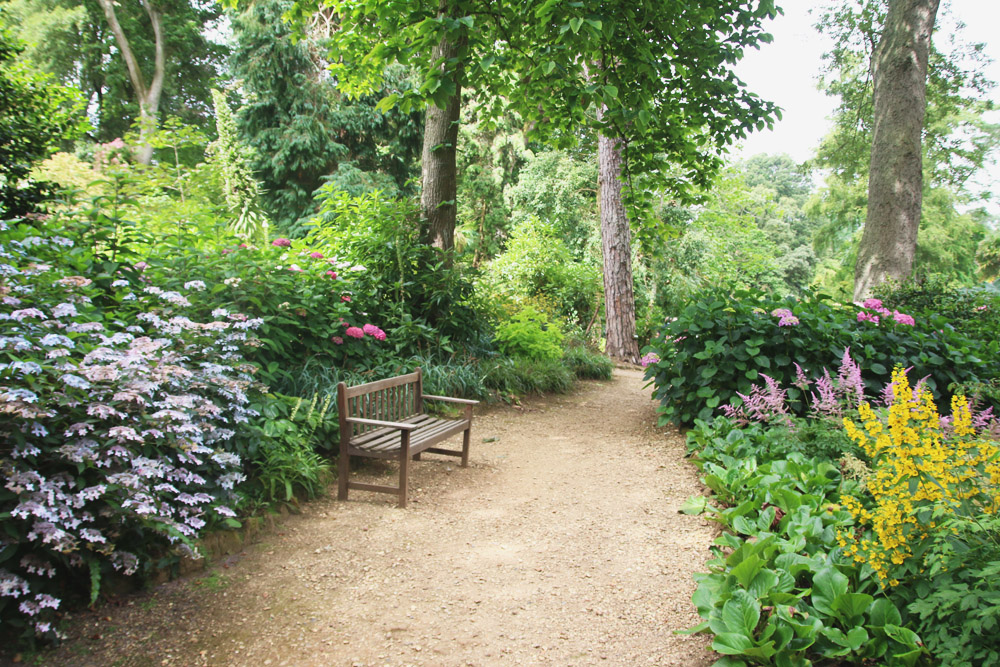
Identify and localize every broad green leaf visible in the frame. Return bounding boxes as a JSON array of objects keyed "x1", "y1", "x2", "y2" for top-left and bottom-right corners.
[
  {"x1": 832, "y1": 592, "x2": 873, "y2": 622},
  {"x1": 730, "y1": 554, "x2": 764, "y2": 589},
  {"x1": 867, "y1": 598, "x2": 902, "y2": 628},
  {"x1": 811, "y1": 567, "x2": 848, "y2": 616},
  {"x1": 679, "y1": 495, "x2": 708, "y2": 515},
  {"x1": 713, "y1": 632, "x2": 756, "y2": 656},
  {"x1": 721, "y1": 590, "x2": 761, "y2": 636}
]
